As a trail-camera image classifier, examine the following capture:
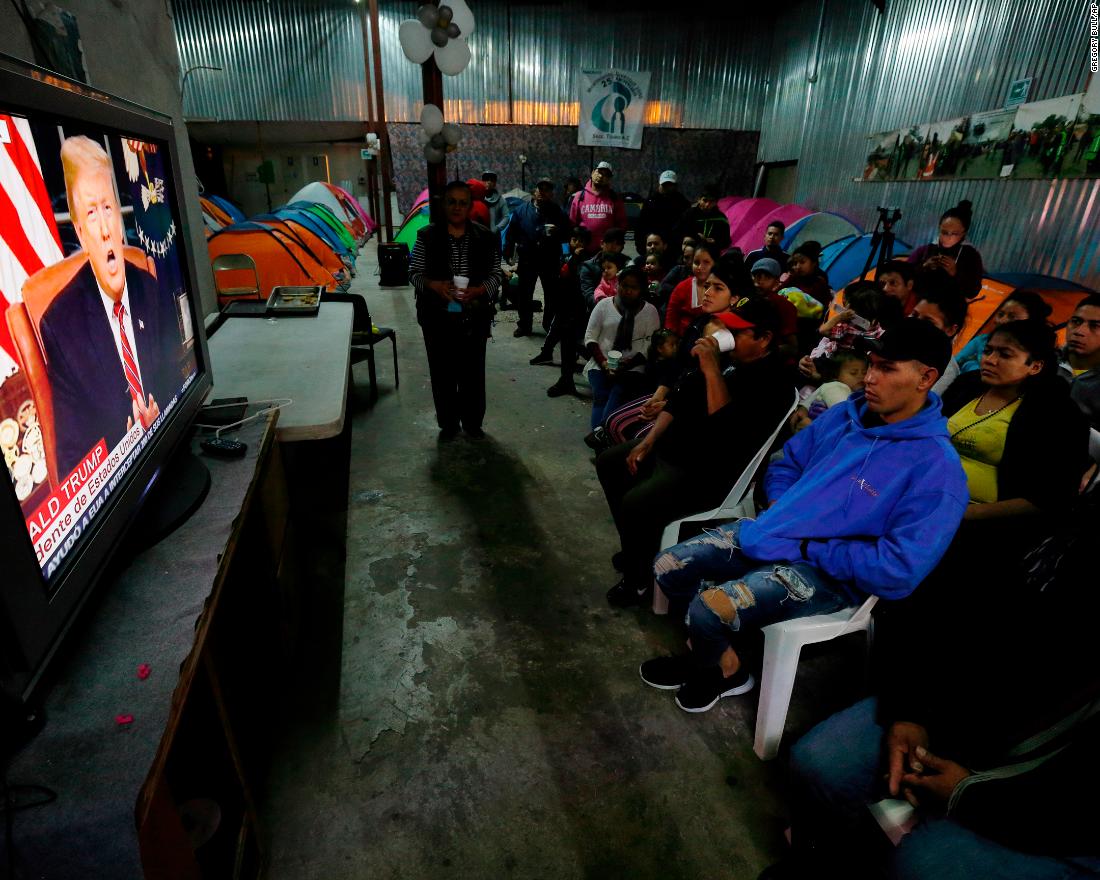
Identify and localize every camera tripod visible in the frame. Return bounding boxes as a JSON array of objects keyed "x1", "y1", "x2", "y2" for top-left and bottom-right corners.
[{"x1": 861, "y1": 206, "x2": 902, "y2": 279}]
